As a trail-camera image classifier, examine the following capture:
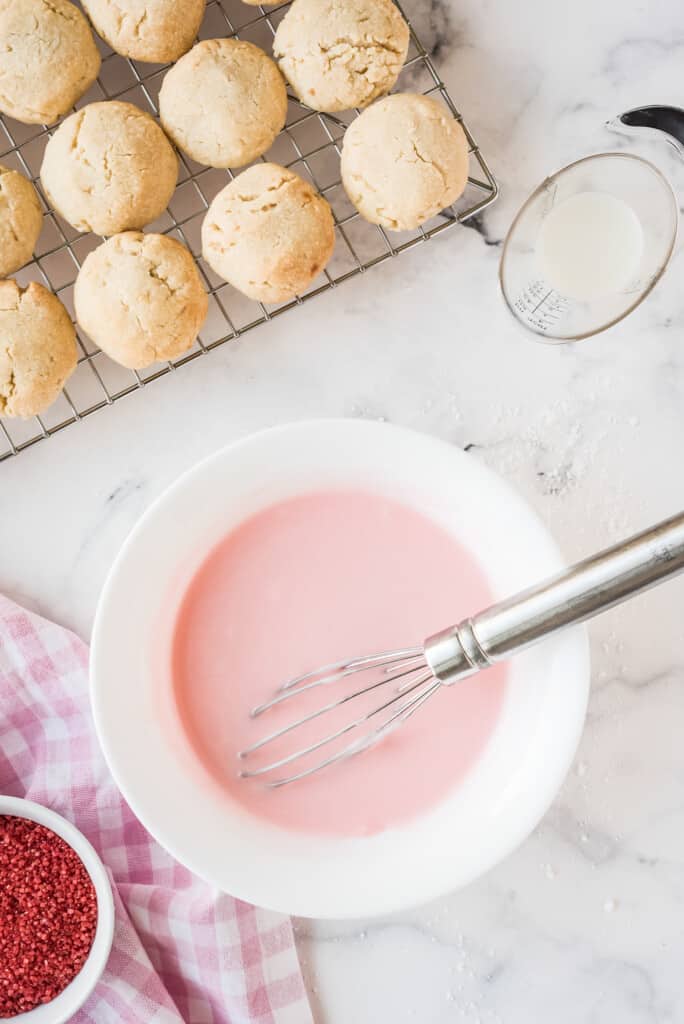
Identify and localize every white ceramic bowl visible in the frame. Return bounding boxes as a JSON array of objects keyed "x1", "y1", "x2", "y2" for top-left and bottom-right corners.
[
  {"x1": 91, "y1": 420, "x2": 589, "y2": 919},
  {"x1": 0, "y1": 796, "x2": 114, "y2": 1023}
]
